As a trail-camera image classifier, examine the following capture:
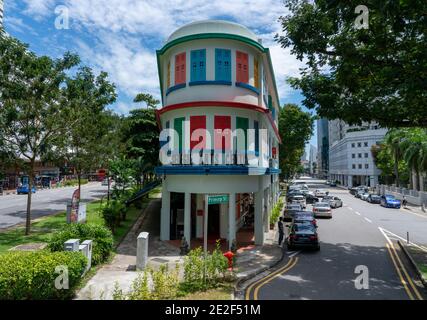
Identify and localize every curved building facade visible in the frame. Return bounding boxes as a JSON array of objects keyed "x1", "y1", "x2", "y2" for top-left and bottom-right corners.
[{"x1": 155, "y1": 20, "x2": 281, "y2": 247}]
